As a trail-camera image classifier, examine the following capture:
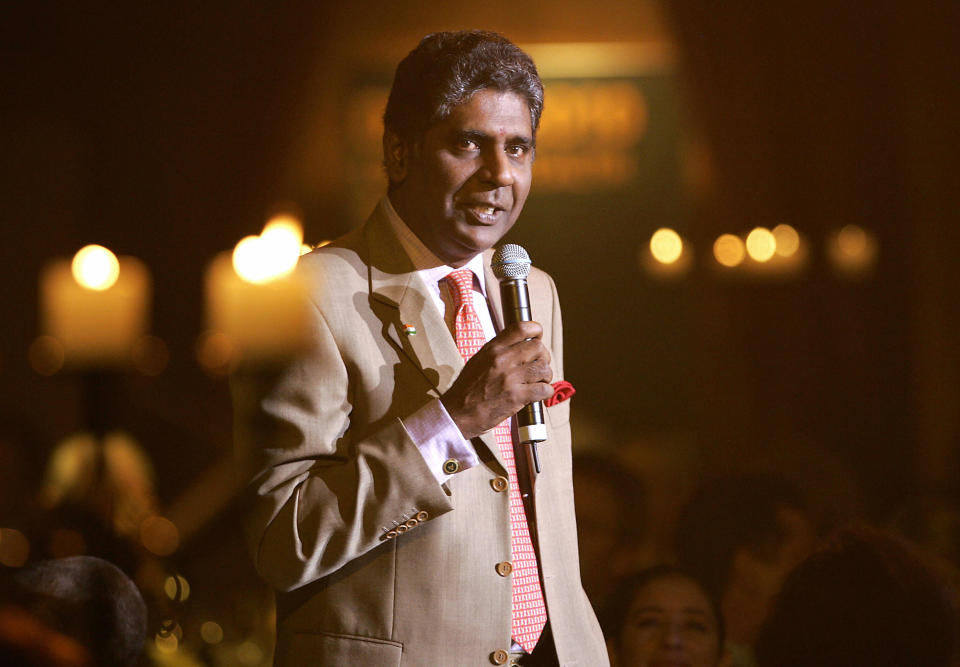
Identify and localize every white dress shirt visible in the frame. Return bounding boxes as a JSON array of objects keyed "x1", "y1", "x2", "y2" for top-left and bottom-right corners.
[{"x1": 380, "y1": 195, "x2": 495, "y2": 484}]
